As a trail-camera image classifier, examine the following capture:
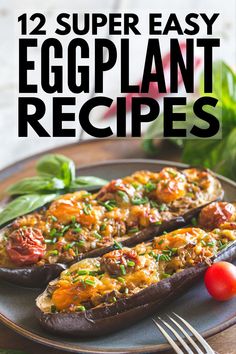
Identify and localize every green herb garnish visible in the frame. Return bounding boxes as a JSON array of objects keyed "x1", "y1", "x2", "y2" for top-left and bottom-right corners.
[
  {"x1": 94, "y1": 231, "x2": 102, "y2": 240},
  {"x1": 77, "y1": 270, "x2": 88, "y2": 275},
  {"x1": 85, "y1": 279, "x2": 96, "y2": 286},
  {"x1": 127, "y1": 260, "x2": 135, "y2": 267},
  {"x1": 131, "y1": 196, "x2": 149, "y2": 205},
  {"x1": 48, "y1": 250, "x2": 59, "y2": 256},
  {"x1": 120, "y1": 264, "x2": 126, "y2": 275},
  {"x1": 117, "y1": 277, "x2": 125, "y2": 284},
  {"x1": 129, "y1": 227, "x2": 139, "y2": 233},
  {"x1": 145, "y1": 182, "x2": 156, "y2": 193},
  {"x1": 191, "y1": 217, "x2": 197, "y2": 226},
  {"x1": 162, "y1": 273, "x2": 171, "y2": 278},
  {"x1": 150, "y1": 200, "x2": 158, "y2": 208},
  {"x1": 100, "y1": 223, "x2": 106, "y2": 231},
  {"x1": 51, "y1": 305, "x2": 57, "y2": 313},
  {"x1": 83, "y1": 203, "x2": 92, "y2": 215},
  {"x1": 76, "y1": 305, "x2": 86, "y2": 312},
  {"x1": 0, "y1": 154, "x2": 108, "y2": 227},
  {"x1": 114, "y1": 240, "x2": 123, "y2": 249},
  {"x1": 117, "y1": 190, "x2": 129, "y2": 202},
  {"x1": 100, "y1": 200, "x2": 117, "y2": 211},
  {"x1": 159, "y1": 203, "x2": 168, "y2": 211}
]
